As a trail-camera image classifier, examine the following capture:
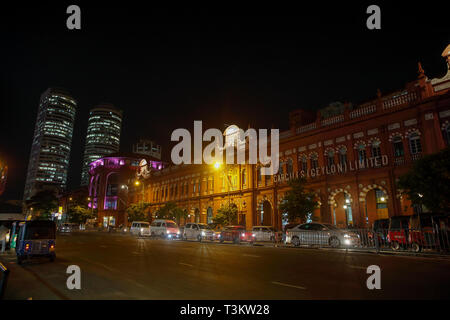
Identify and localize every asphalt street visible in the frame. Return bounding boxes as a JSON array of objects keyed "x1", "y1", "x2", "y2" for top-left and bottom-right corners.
[{"x1": 1, "y1": 232, "x2": 449, "y2": 300}]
